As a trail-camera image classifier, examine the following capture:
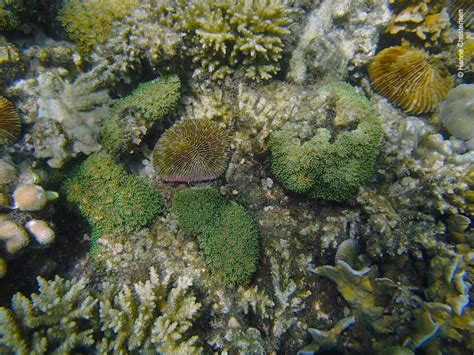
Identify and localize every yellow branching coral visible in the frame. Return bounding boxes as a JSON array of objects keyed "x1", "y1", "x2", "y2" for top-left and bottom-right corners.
[
  {"x1": 175, "y1": 0, "x2": 295, "y2": 81},
  {"x1": 59, "y1": 0, "x2": 139, "y2": 54},
  {"x1": 368, "y1": 46, "x2": 453, "y2": 114},
  {"x1": 386, "y1": 0, "x2": 451, "y2": 47},
  {"x1": 0, "y1": 96, "x2": 21, "y2": 144}
]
